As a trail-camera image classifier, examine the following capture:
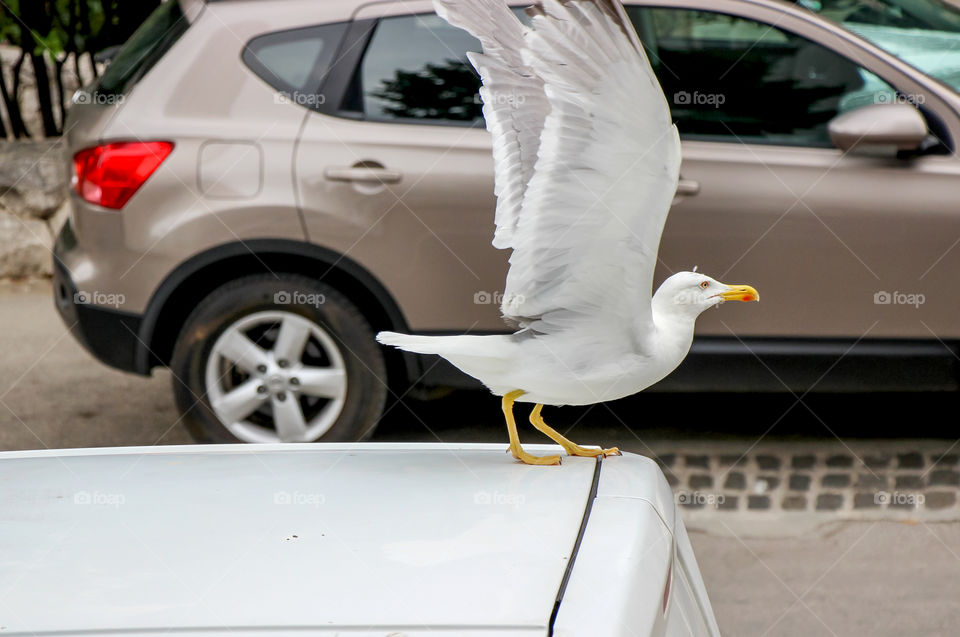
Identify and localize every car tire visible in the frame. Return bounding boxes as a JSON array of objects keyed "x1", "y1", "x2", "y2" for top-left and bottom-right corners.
[{"x1": 170, "y1": 274, "x2": 387, "y2": 443}]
